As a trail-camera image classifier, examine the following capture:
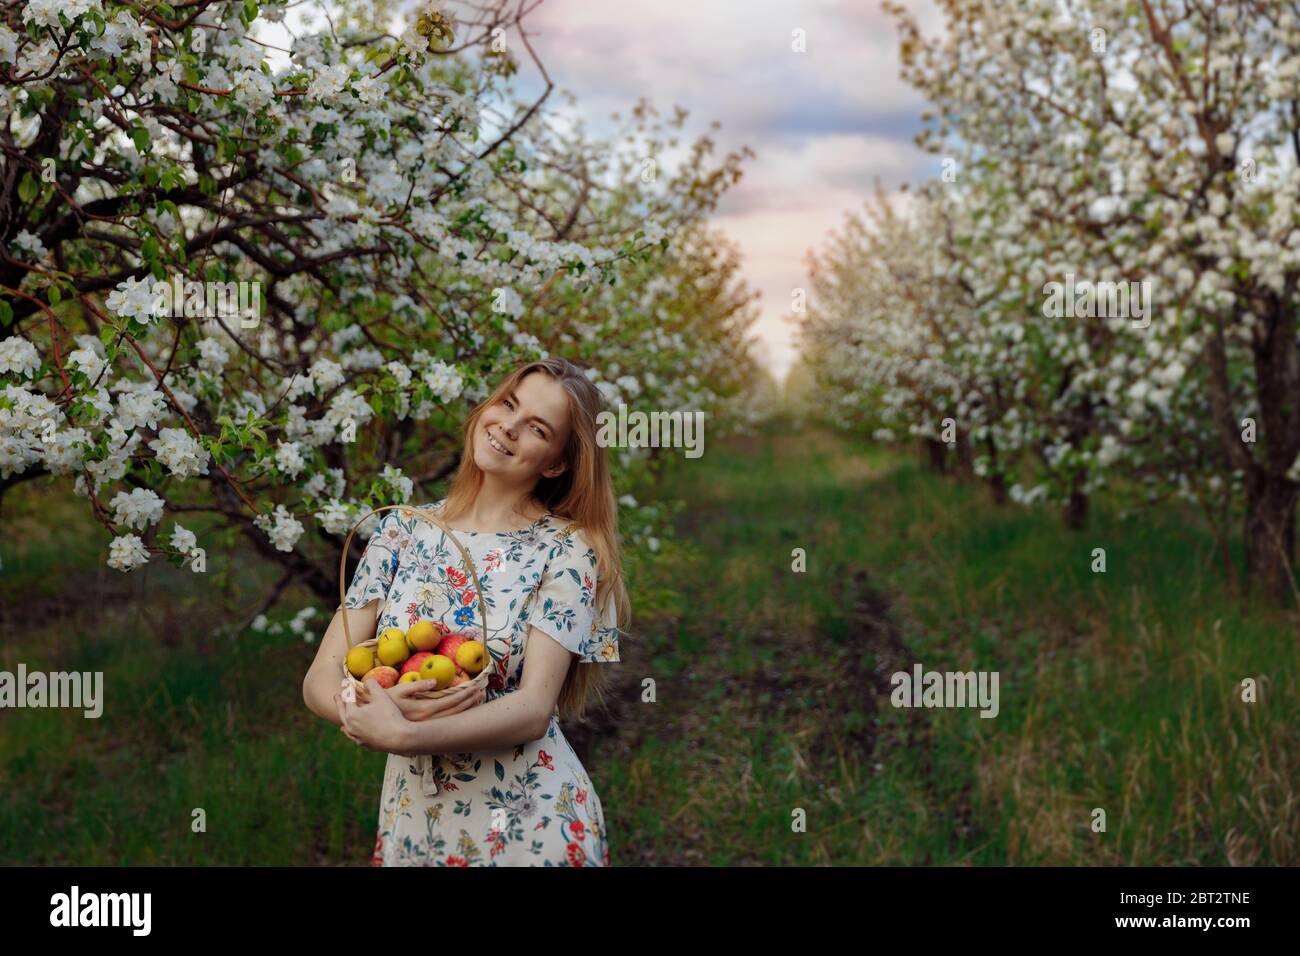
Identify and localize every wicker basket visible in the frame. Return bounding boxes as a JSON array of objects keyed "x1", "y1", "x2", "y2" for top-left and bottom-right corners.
[{"x1": 338, "y1": 503, "x2": 491, "y2": 705}]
